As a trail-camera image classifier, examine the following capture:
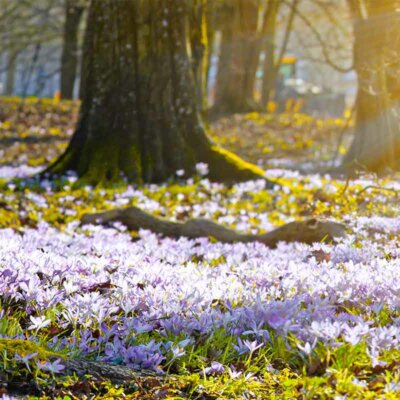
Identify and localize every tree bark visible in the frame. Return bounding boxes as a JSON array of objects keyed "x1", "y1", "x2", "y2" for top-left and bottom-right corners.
[
  {"x1": 204, "y1": 0, "x2": 216, "y2": 106},
  {"x1": 343, "y1": 1, "x2": 400, "y2": 173},
  {"x1": 5, "y1": 50, "x2": 18, "y2": 96},
  {"x1": 261, "y1": 1, "x2": 280, "y2": 106},
  {"x1": 81, "y1": 206, "x2": 347, "y2": 247},
  {"x1": 47, "y1": 0, "x2": 269, "y2": 186},
  {"x1": 60, "y1": 0, "x2": 84, "y2": 100},
  {"x1": 190, "y1": 0, "x2": 208, "y2": 113},
  {"x1": 261, "y1": 0, "x2": 297, "y2": 107},
  {"x1": 213, "y1": 0, "x2": 261, "y2": 114},
  {"x1": 62, "y1": 358, "x2": 153, "y2": 384}
]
